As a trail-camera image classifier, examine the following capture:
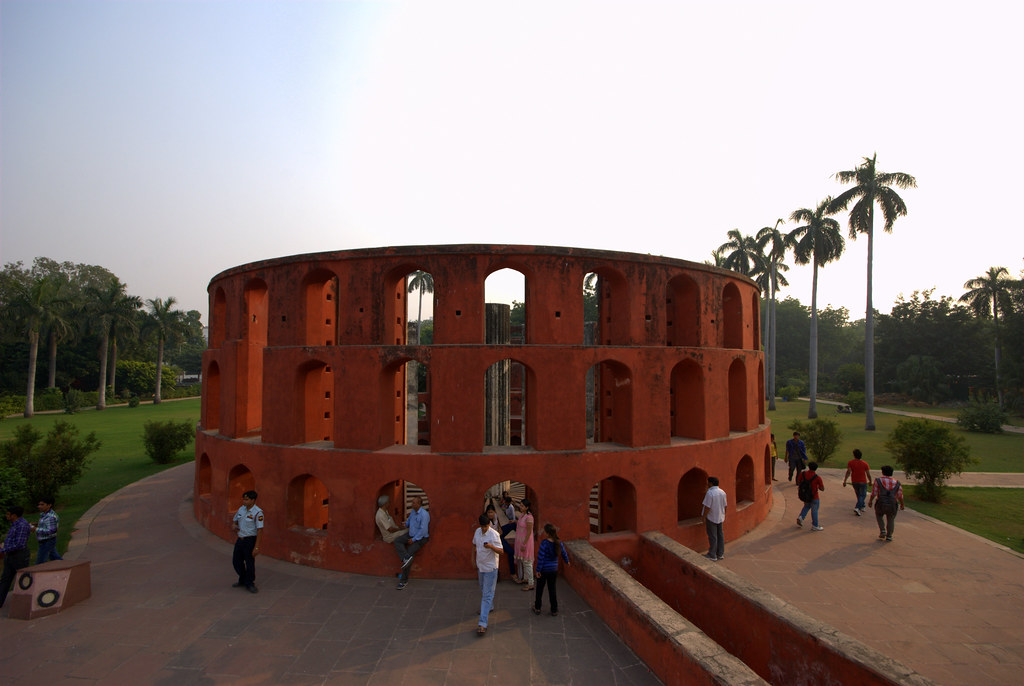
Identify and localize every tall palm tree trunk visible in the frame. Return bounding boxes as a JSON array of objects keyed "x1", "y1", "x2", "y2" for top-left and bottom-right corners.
[
  {"x1": 47, "y1": 329, "x2": 58, "y2": 388},
  {"x1": 864, "y1": 208, "x2": 876, "y2": 430},
  {"x1": 416, "y1": 289, "x2": 424, "y2": 345},
  {"x1": 992, "y1": 301, "x2": 1003, "y2": 409},
  {"x1": 25, "y1": 331, "x2": 39, "y2": 418},
  {"x1": 109, "y1": 336, "x2": 119, "y2": 399},
  {"x1": 97, "y1": 333, "x2": 109, "y2": 410},
  {"x1": 808, "y1": 263, "x2": 819, "y2": 419},
  {"x1": 155, "y1": 338, "x2": 165, "y2": 404}
]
